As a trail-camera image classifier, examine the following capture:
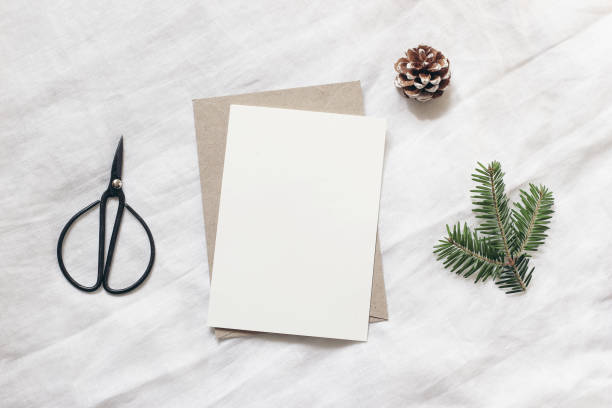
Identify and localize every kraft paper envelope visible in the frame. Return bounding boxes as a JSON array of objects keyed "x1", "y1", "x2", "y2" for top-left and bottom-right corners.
[{"x1": 192, "y1": 81, "x2": 388, "y2": 339}]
